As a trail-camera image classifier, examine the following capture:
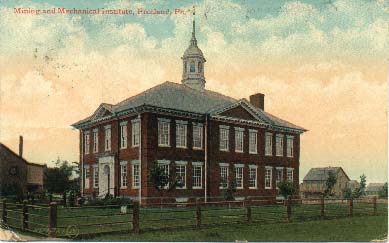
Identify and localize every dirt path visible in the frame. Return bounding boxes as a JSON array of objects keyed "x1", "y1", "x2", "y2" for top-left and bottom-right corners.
[{"x1": 0, "y1": 227, "x2": 47, "y2": 241}]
